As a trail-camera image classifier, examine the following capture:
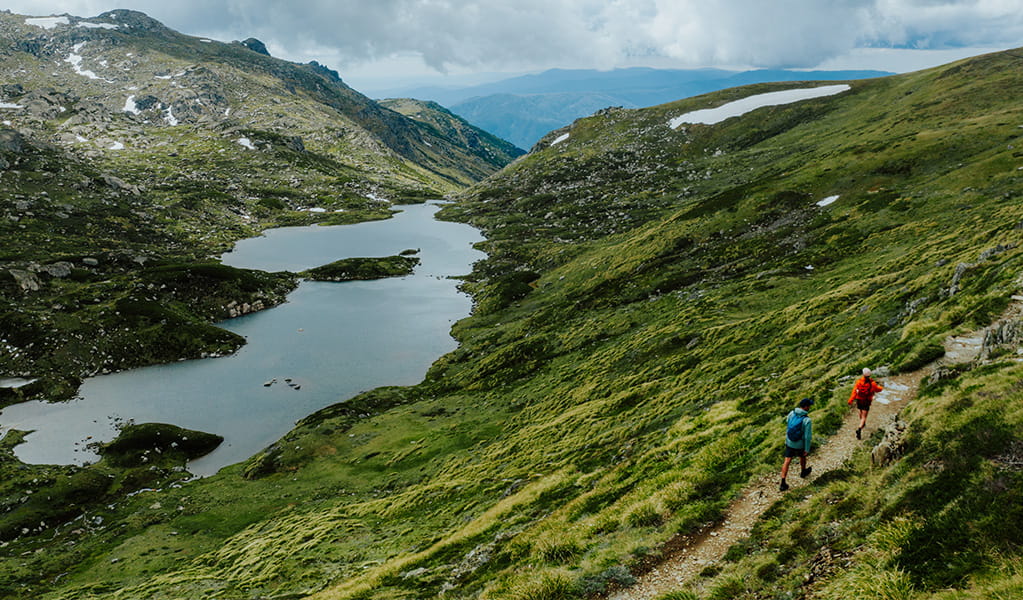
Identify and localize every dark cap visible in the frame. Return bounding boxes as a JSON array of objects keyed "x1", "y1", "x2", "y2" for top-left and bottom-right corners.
[{"x1": 798, "y1": 397, "x2": 814, "y2": 408}]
